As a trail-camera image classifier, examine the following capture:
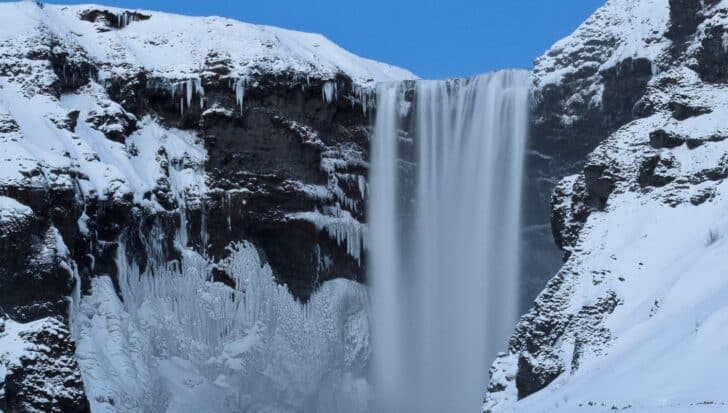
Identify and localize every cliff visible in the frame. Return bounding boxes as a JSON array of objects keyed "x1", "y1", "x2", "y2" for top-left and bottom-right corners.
[
  {"x1": 486, "y1": 0, "x2": 728, "y2": 411},
  {"x1": 0, "y1": 2, "x2": 412, "y2": 411}
]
